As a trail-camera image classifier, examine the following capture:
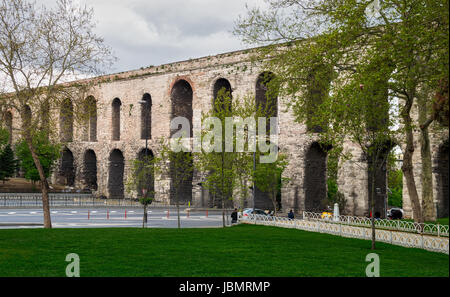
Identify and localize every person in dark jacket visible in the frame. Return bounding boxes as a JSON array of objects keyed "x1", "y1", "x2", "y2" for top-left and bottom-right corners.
[
  {"x1": 288, "y1": 210, "x2": 294, "y2": 220},
  {"x1": 231, "y1": 208, "x2": 238, "y2": 224}
]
